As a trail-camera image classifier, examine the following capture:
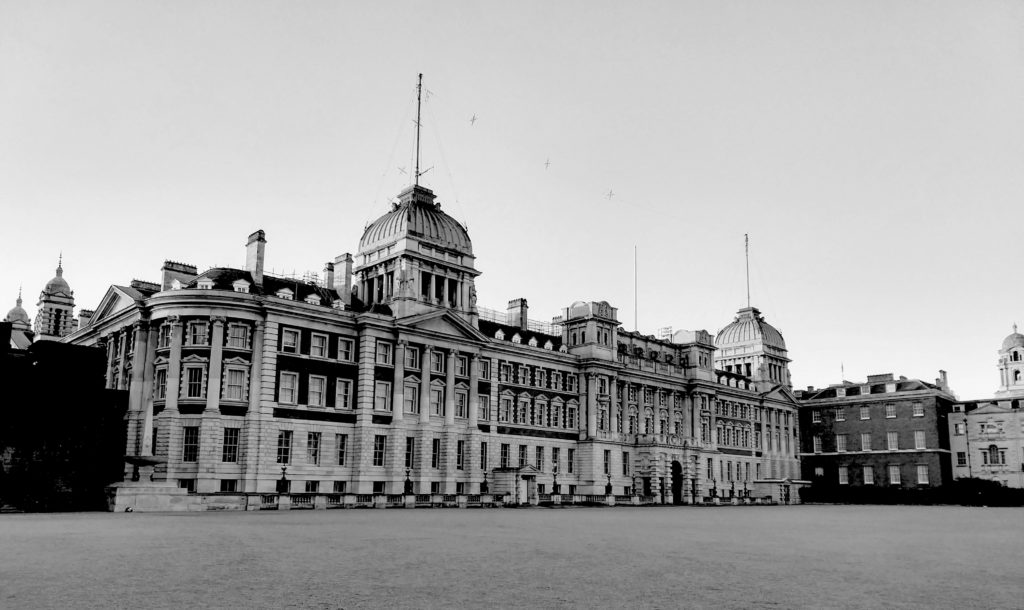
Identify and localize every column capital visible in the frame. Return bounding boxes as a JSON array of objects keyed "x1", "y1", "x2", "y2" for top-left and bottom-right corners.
[
  {"x1": 211, "y1": 315, "x2": 227, "y2": 325},
  {"x1": 132, "y1": 319, "x2": 150, "y2": 332},
  {"x1": 165, "y1": 315, "x2": 181, "y2": 327}
]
